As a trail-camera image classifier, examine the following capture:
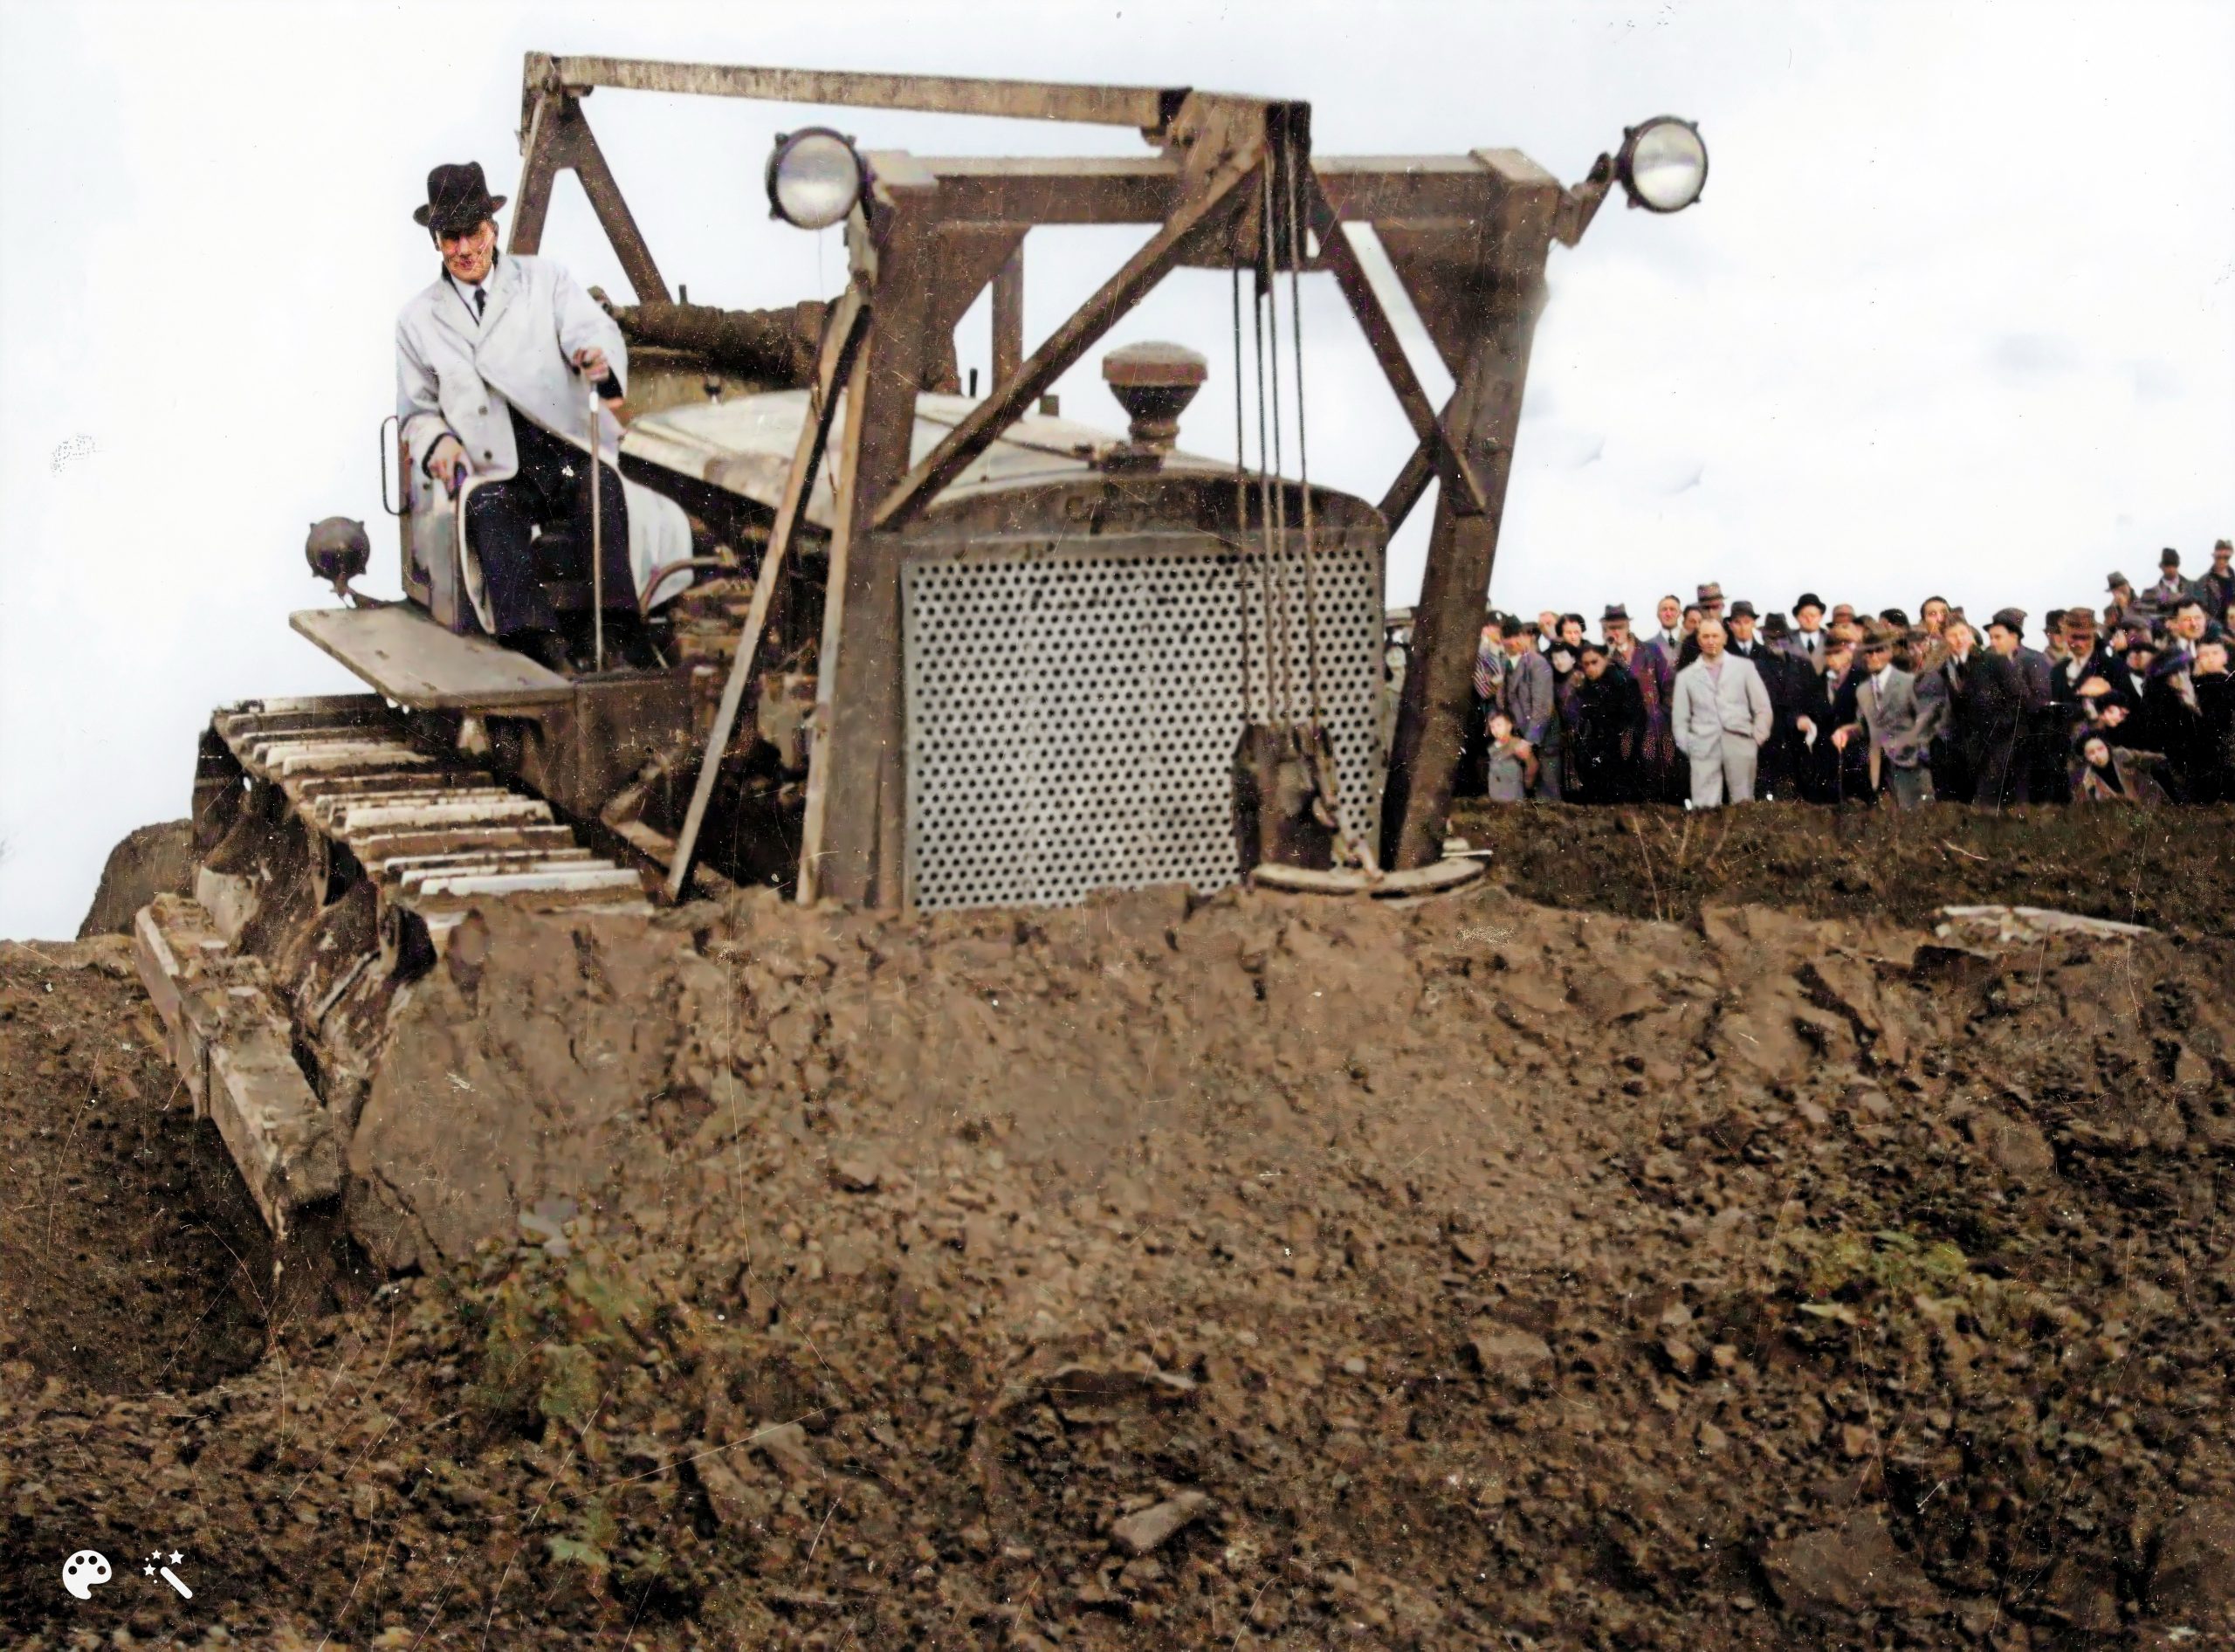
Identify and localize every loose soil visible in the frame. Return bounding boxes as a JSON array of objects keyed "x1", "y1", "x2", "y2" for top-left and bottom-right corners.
[
  {"x1": 1450, "y1": 801, "x2": 2235, "y2": 933},
  {"x1": 0, "y1": 940, "x2": 270, "y2": 1394},
  {"x1": 3, "y1": 814, "x2": 2233, "y2": 1649}
]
